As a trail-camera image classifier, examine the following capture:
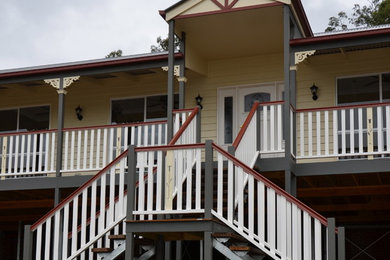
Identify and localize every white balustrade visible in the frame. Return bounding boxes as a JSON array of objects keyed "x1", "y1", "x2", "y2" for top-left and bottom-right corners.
[
  {"x1": 296, "y1": 103, "x2": 390, "y2": 159},
  {"x1": 31, "y1": 152, "x2": 128, "y2": 260},
  {"x1": 172, "y1": 107, "x2": 199, "y2": 145},
  {"x1": 234, "y1": 101, "x2": 284, "y2": 167},
  {"x1": 0, "y1": 130, "x2": 56, "y2": 178},
  {"x1": 212, "y1": 144, "x2": 330, "y2": 260},
  {"x1": 133, "y1": 144, "x2": 204, "y2": 219}
]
